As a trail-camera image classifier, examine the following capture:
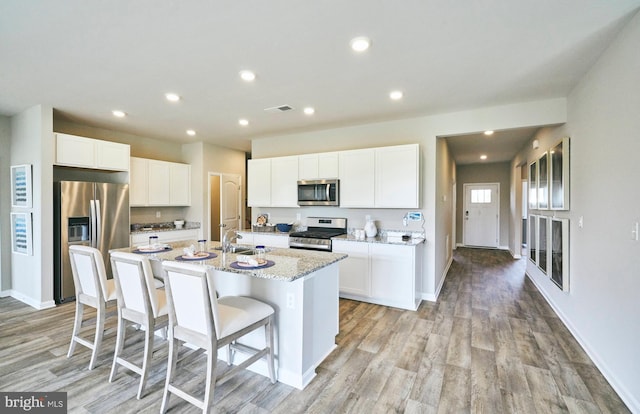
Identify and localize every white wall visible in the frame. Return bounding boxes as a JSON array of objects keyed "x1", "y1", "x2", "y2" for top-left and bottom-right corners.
[
  {"x1": 511, "y1": 11, "x2": 640, "y2": 411},
  {"x1": 251, "y1": 98, "x2": 567, "y2": 301},
  {"x1": 0, "y1": 115, "x2": 11, "y2": 294},
  {"x1": 9, "y1": 105, "x2": 55, "y2": 309}
]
